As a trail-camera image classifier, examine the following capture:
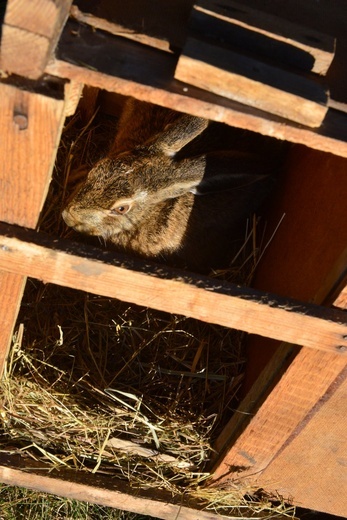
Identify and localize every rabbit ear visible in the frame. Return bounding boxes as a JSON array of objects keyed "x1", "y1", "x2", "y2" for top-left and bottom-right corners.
[
  {"x1": 152, "y1": 115, "x2": 209, "y2": 156},
  {"x1": 191, "y1": 152, "x2": 274, "y2": 195},
  {"x1": 151, "y1": 152, "x2": 272, "y2": 202}
]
